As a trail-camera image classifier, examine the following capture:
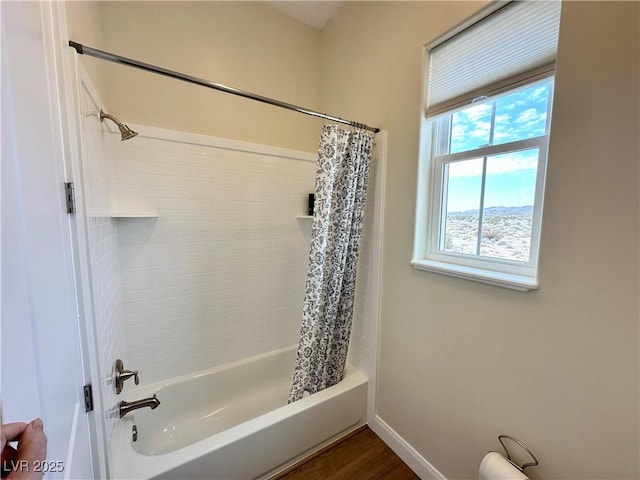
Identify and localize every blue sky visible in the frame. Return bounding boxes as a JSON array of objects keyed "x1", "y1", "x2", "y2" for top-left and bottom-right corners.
[{"x1": 445, "y1": 81, "x2": 550, "y2": 212}]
